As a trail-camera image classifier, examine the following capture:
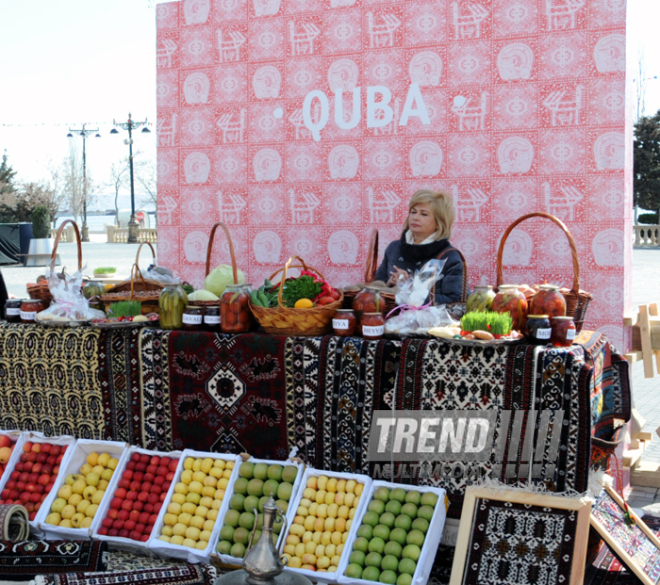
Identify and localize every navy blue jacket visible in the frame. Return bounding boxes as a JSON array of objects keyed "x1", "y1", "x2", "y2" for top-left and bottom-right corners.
[{"x1": 375, "y1": 234, "x2": 464, "y2": 305}]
